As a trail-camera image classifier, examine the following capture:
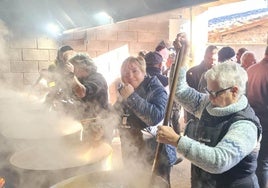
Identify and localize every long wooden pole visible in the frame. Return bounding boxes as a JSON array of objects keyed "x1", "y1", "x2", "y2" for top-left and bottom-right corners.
[{"x1": 151, "y1": 39, "x2": 187, "y2": 184}]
